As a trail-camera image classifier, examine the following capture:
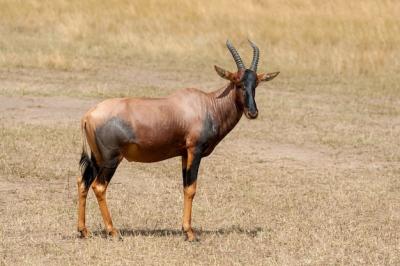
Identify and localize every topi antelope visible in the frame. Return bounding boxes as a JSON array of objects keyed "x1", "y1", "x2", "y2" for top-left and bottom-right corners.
[{"x1": 78, "y1": 40, "x2": 279, "y2": 241}]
